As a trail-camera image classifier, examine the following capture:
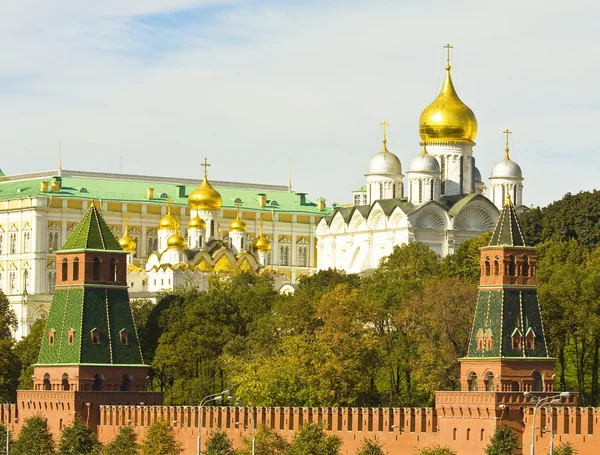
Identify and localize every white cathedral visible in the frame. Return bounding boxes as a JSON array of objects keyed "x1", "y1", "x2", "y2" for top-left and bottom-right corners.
[{"x1": 316, "y1": 51, "x2": 526, "y2": 274}]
